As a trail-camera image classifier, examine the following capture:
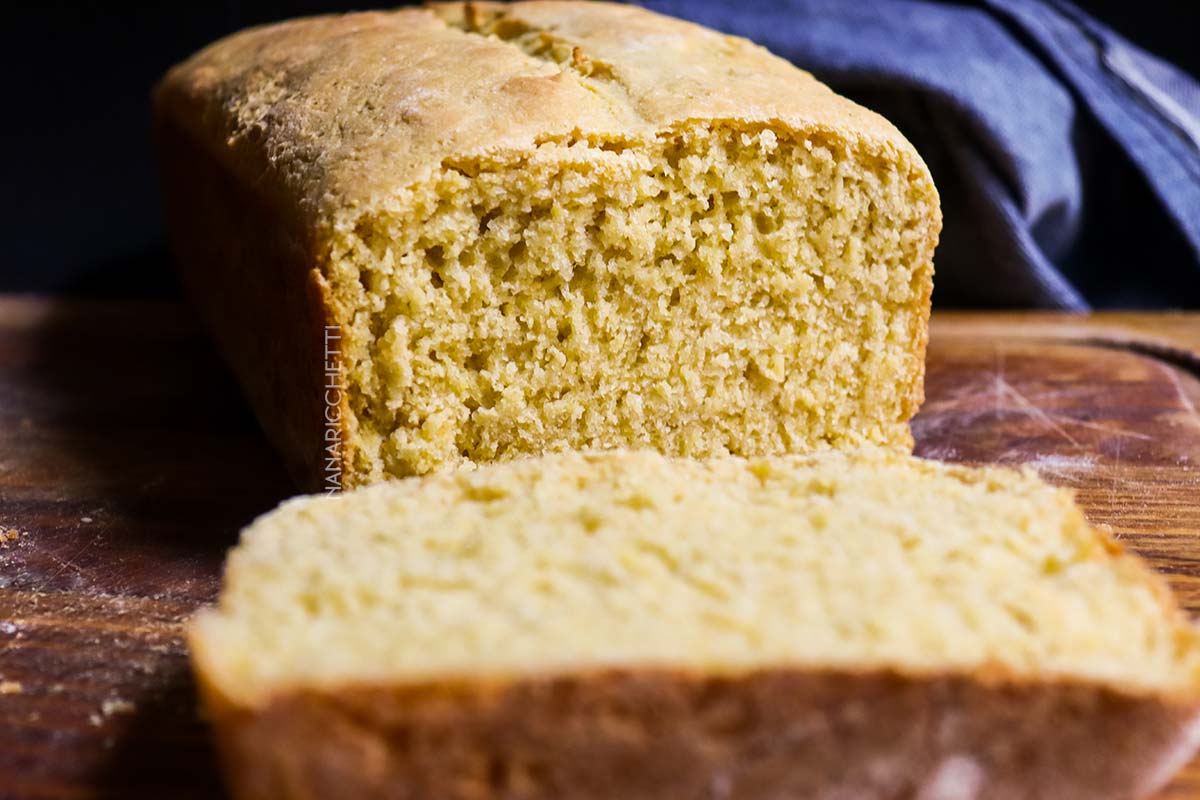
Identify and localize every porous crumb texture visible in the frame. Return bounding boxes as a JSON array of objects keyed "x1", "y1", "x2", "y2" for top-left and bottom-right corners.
[
  {"x1": 192, "y1": 450, "x2": 1200, "y2": 707},
  {"x1": 155, "y1": 1, "x2": 940, "y2": 487},
  {"x1": 333, "y1": 124, "x2": 933, "y2": 482}
]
